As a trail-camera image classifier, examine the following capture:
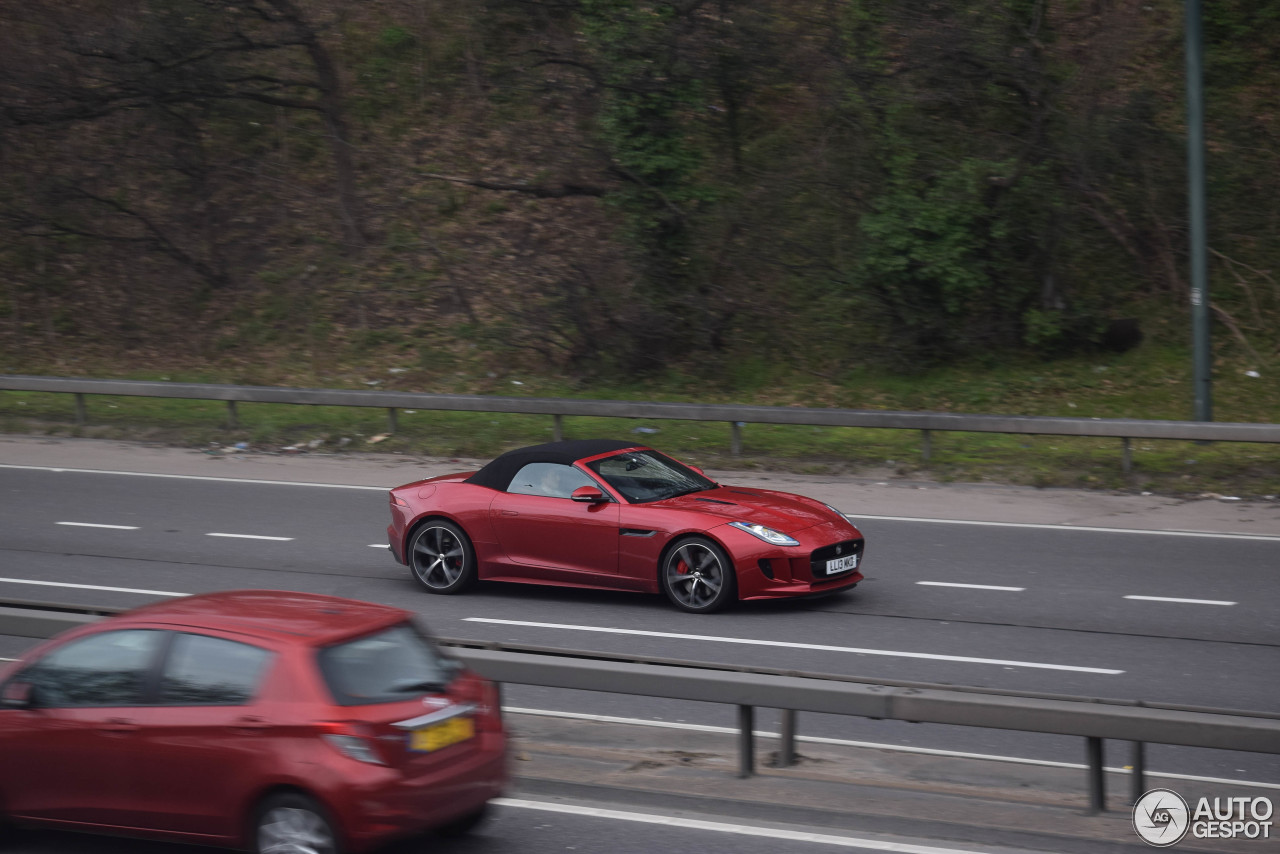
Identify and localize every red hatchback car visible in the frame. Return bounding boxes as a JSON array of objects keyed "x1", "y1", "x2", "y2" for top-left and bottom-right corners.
[
  {"x1": 388, "y1": 439, "x2": 866, "y2": 613},
  {"x1": 0, "y1": 591, "x2": 506, "y2": 854}
]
